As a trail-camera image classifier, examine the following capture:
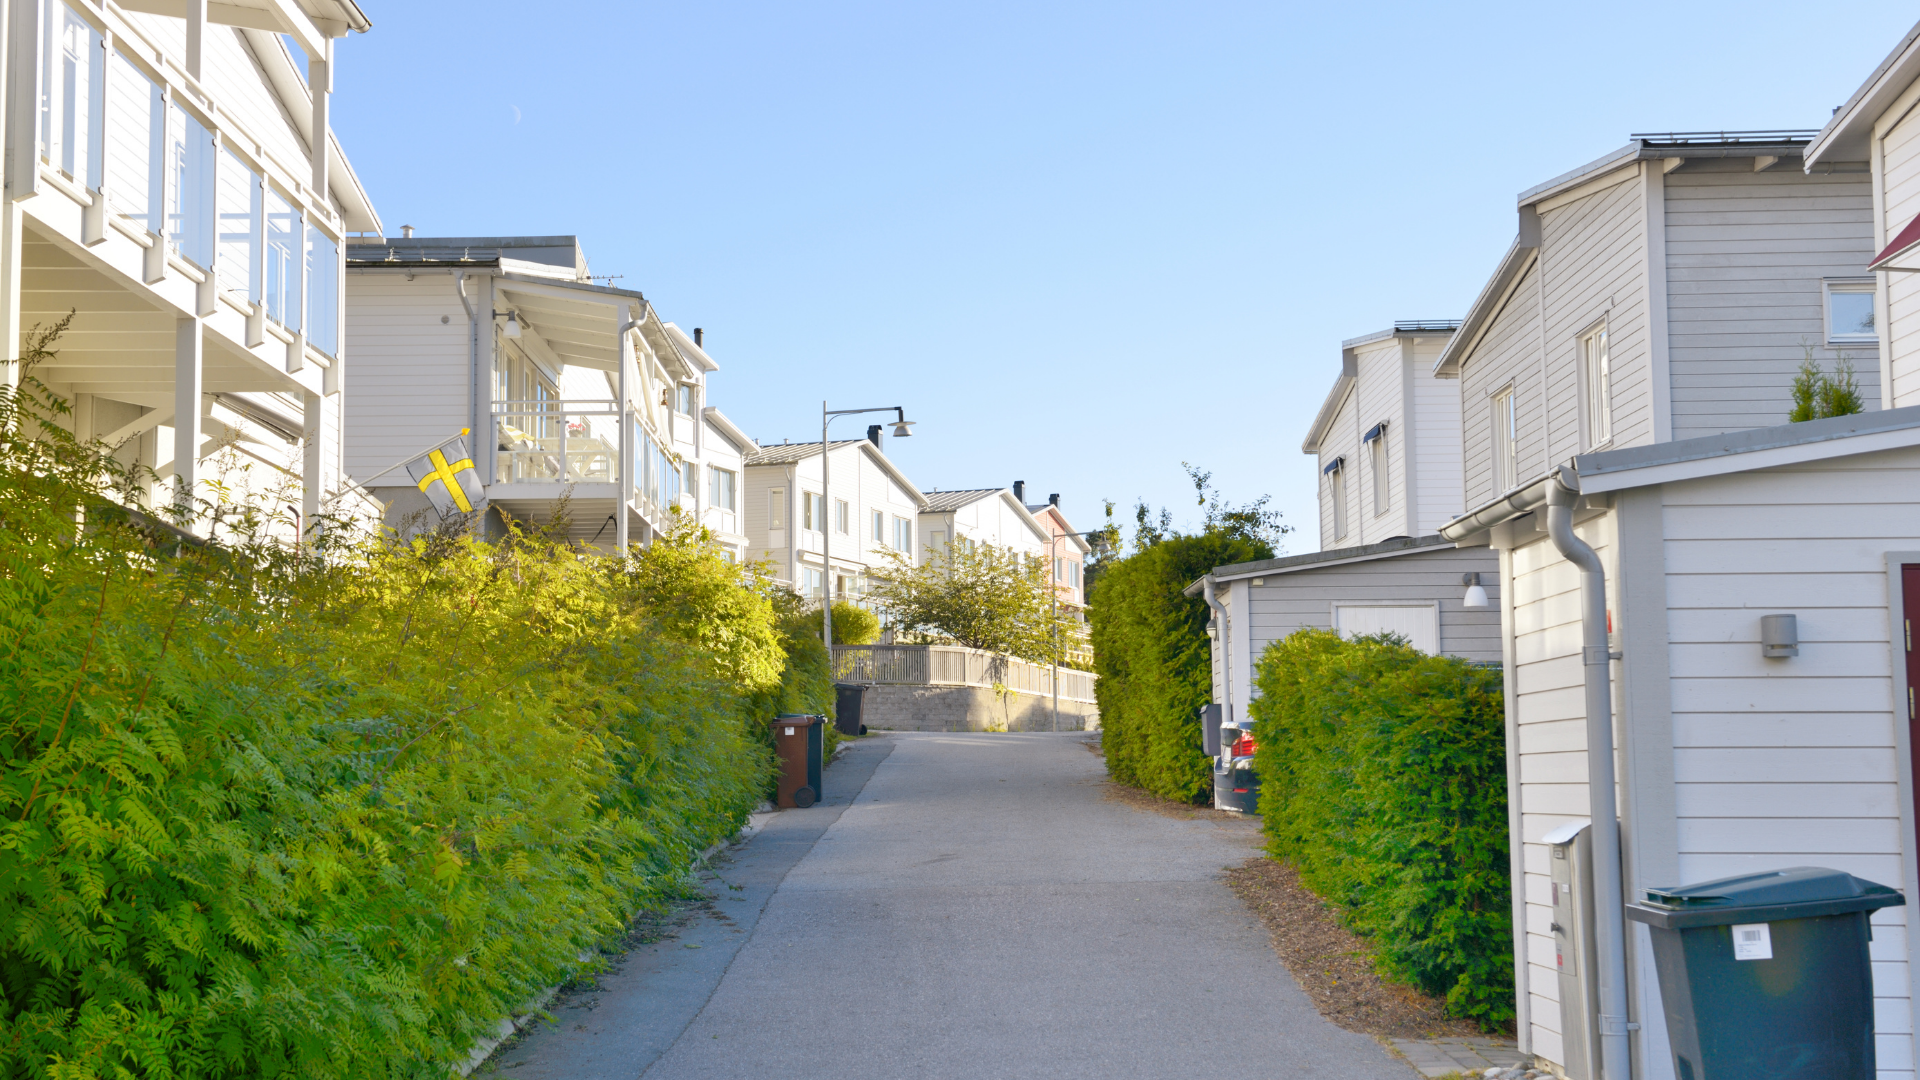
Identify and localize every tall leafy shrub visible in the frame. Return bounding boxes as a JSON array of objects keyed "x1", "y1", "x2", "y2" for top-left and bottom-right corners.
[
  {"x1": 1090, "y1": 530, "x2": 1268, "y2": 802},
  {"x1": 1250, "y1": 628, "x2": 1512, "y2": 1028},
  {"x1": 0, "y1": 344, "x2": 785, "y2": 1078}
]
